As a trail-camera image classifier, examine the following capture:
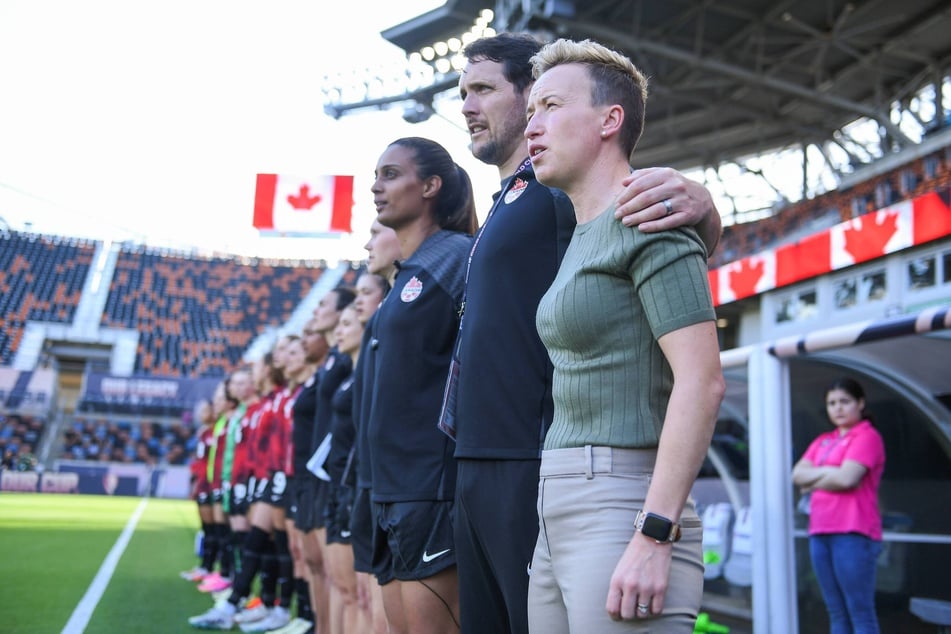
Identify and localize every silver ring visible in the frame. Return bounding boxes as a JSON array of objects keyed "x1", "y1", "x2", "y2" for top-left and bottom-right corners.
[
  {"x1": 662, "y1": 198, "x2": 673, "y2": 216},
  {"x1": 637, "y1": 604, "x2": 649, "y2": 614}
]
